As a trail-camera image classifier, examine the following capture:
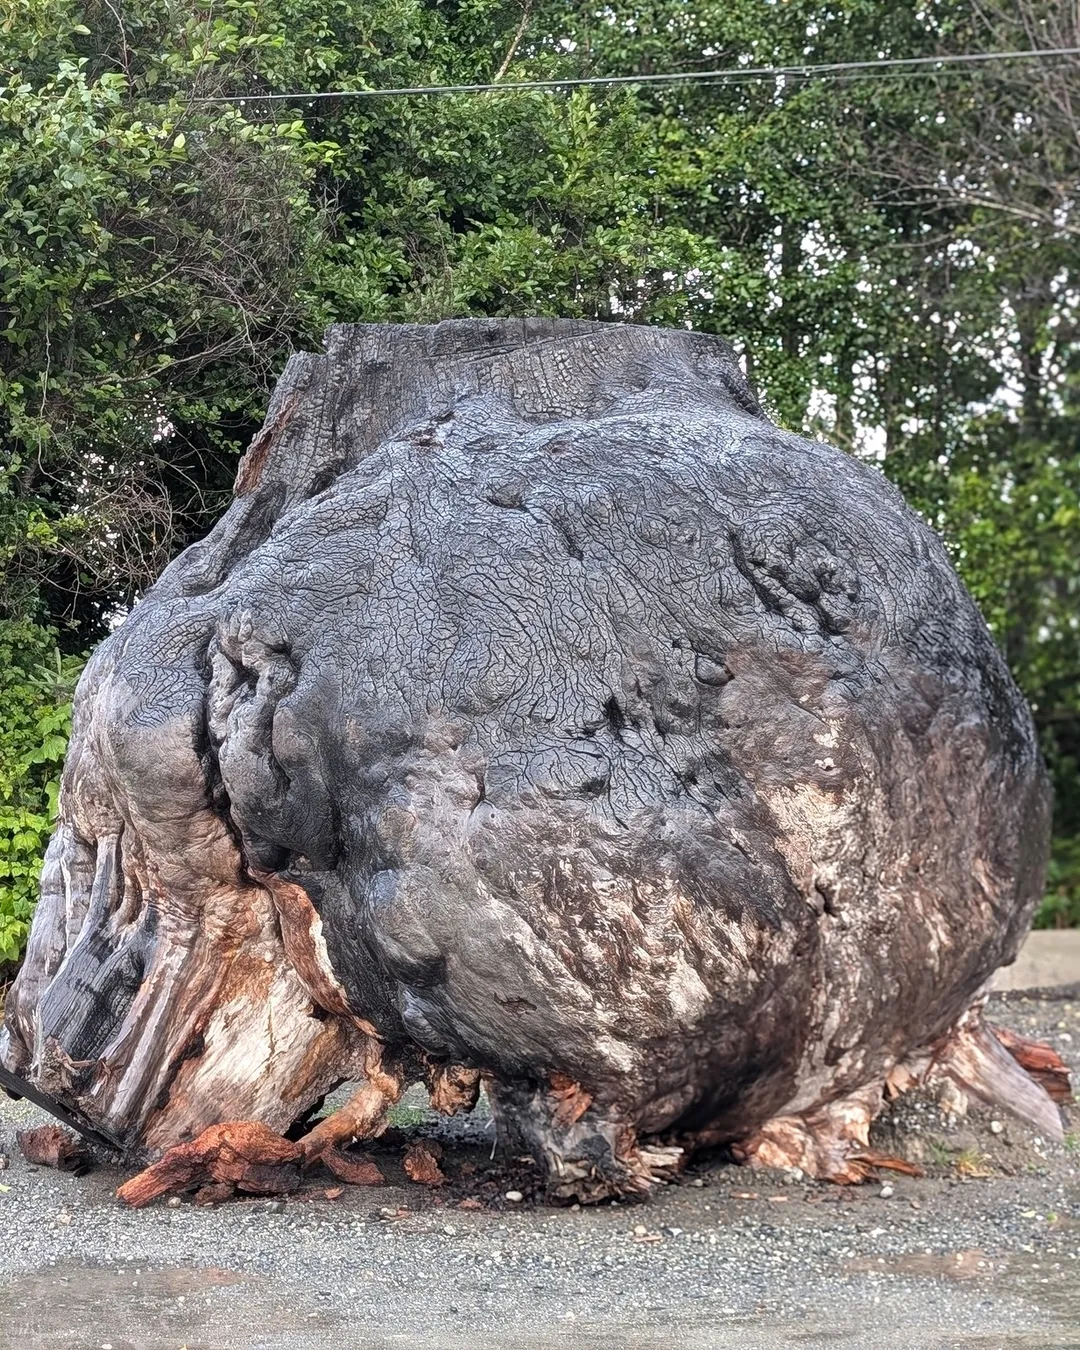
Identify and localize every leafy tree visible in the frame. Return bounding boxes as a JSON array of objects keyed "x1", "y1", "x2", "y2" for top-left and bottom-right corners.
[
  {"x1": 1, "y1": 0, "x2": 329, "y2": 640},
  {"x1": 862, "y1": 0, "x2": 1080, "y2": 922},
  {"x1": 1, "y1": 0, "x2": 707, "y2": 636}
]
